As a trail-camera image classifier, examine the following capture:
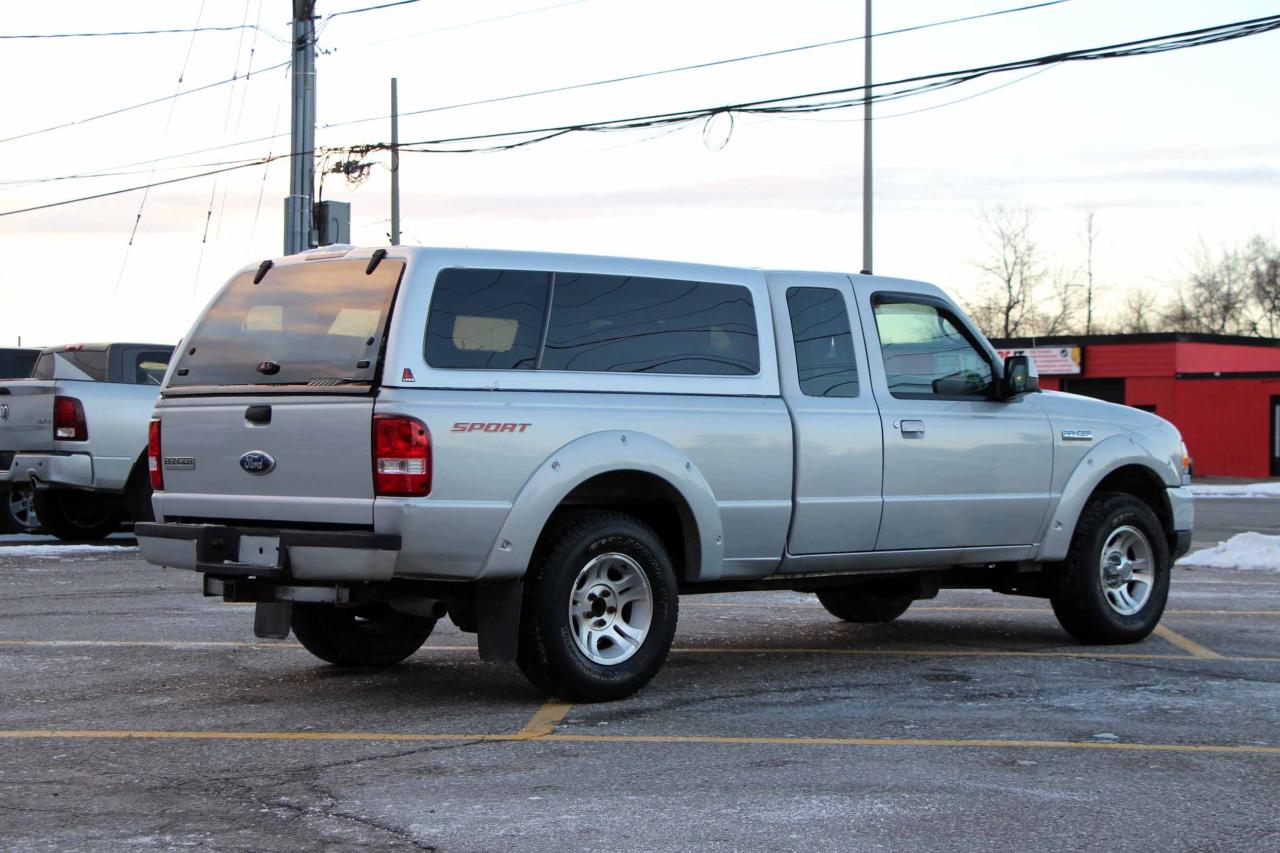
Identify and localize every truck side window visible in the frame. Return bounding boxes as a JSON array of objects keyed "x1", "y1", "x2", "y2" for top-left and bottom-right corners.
[
  {"x1": 425, "y1": 269, "x2": 550, "y2": 370},
  {"x1": 786, "y1": 287, "x2": 858, "y2": 397},
  {"x1": 541, "y1": 273, "x2": 759, "y2": 376},
  {"x1": 872, "y1": 299, "x2": 992, "y2": 398}
]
